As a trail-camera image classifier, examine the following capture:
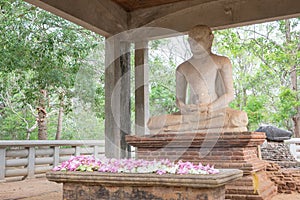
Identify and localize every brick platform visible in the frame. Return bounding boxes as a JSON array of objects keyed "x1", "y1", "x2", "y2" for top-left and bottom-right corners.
[
  {"x1": 126, "y1": 132, "x2": 277, "y2": 199},
  {"x1": 267, "y1": 162, "x2": 300, "y2": 193}
]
